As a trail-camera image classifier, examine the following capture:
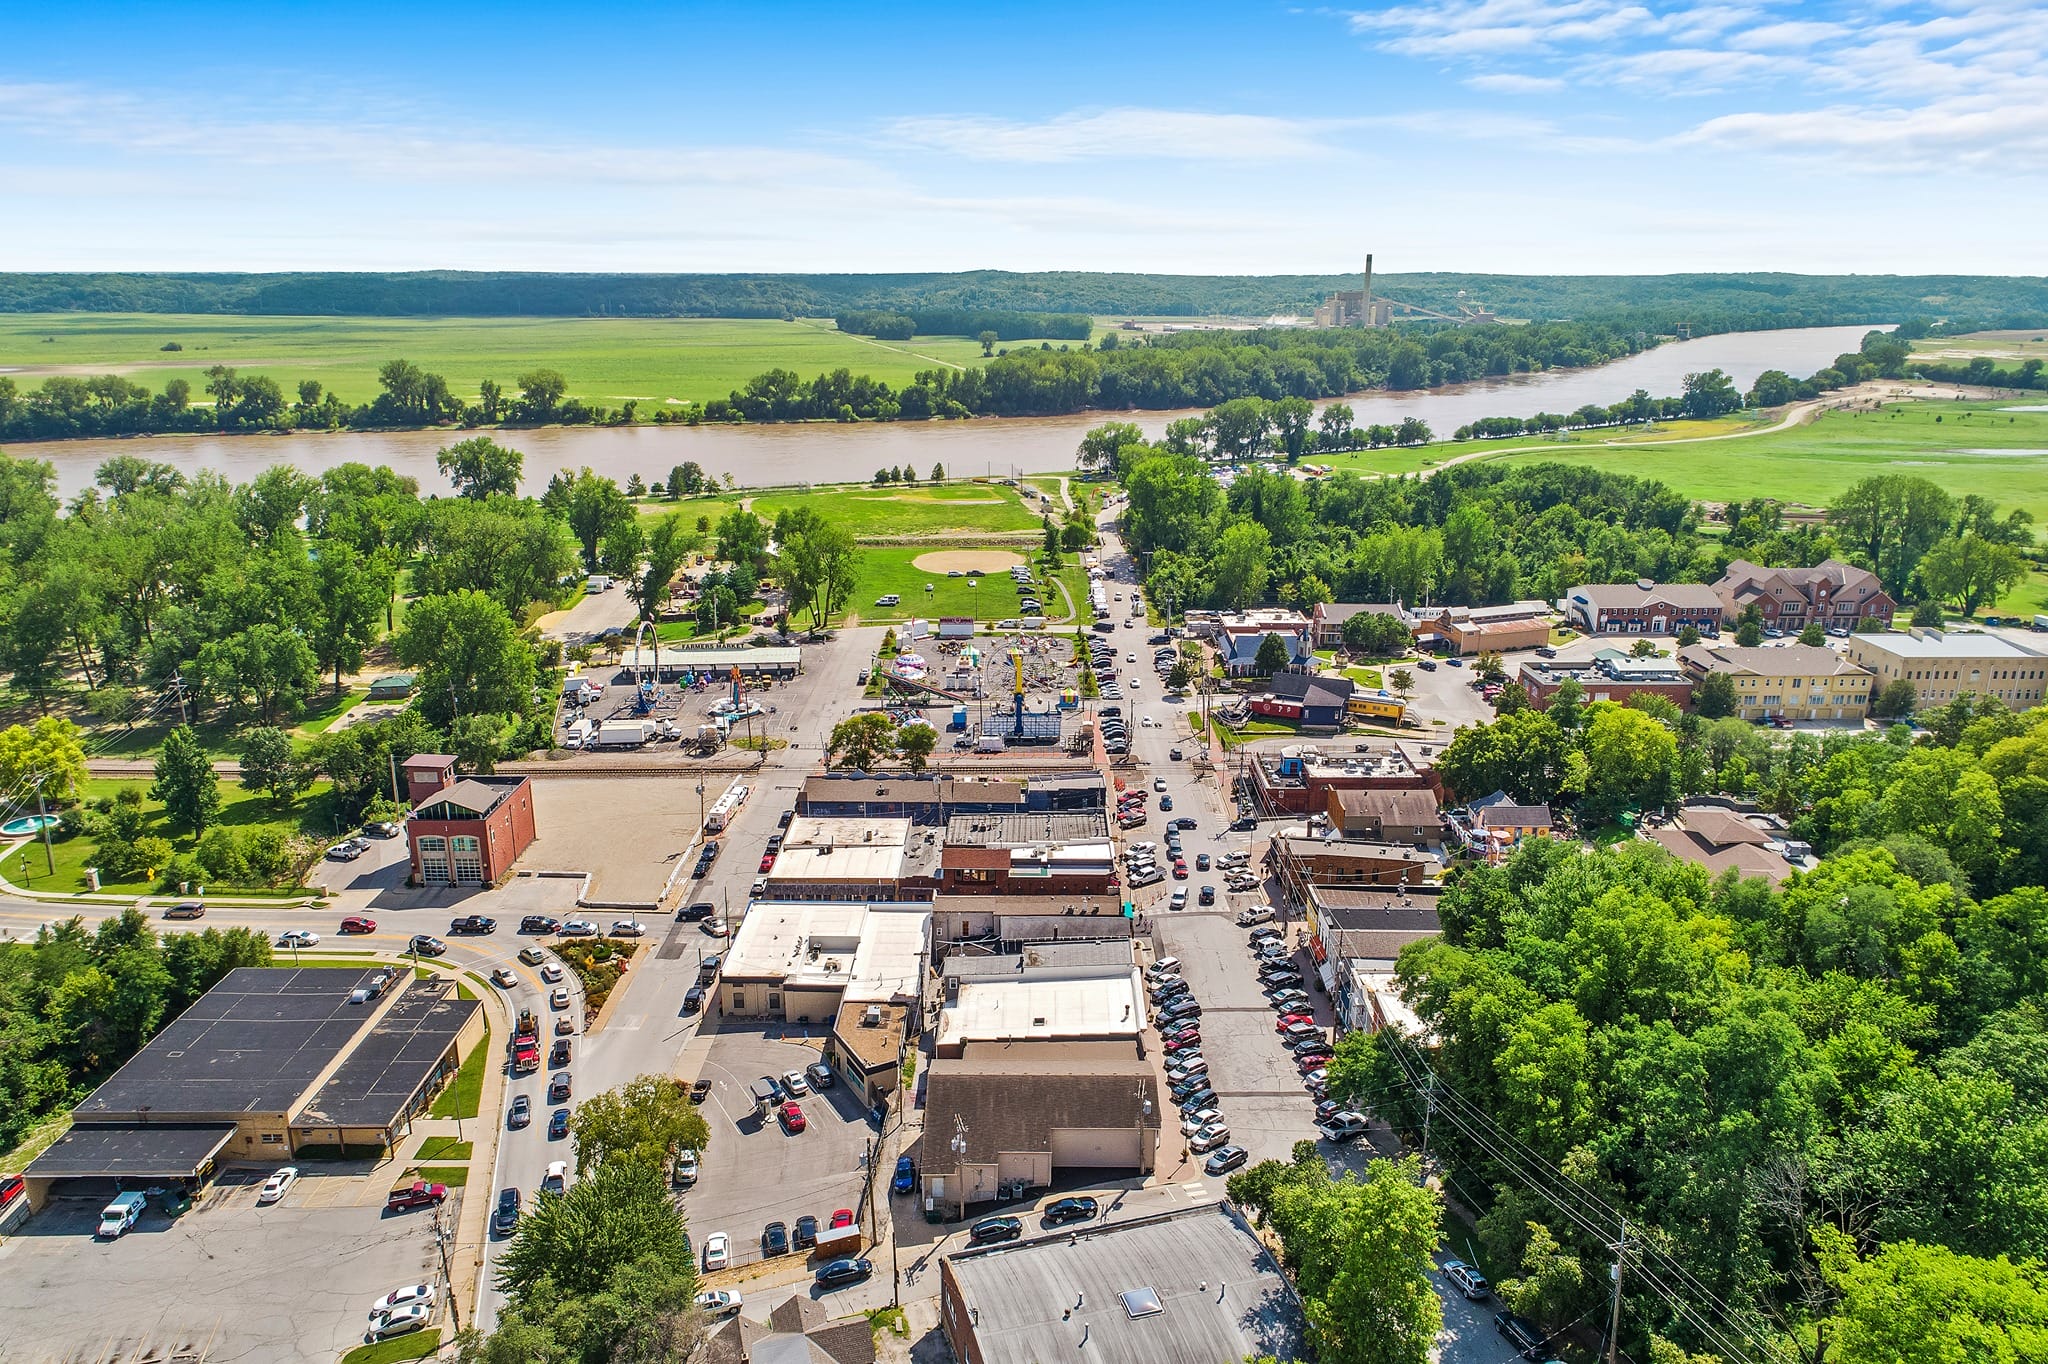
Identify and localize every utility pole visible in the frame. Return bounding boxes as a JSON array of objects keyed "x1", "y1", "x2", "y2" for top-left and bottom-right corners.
[
  {"x1": 1605, "y1": 1219, "x2": 1627, "y2": 1364},
  {"x1": 433, "y1": 1203, "x2": 463, "y2": 1332},
  {"x1": 1418, "y1": 1072, "x2": 1436, "y2": 1168},
  {"x1": 33, "y1": 777, "x2": 54, "y2": 876},
  {"x1": 389, "y1": 751, "x2": 402, "y2": 807}
]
